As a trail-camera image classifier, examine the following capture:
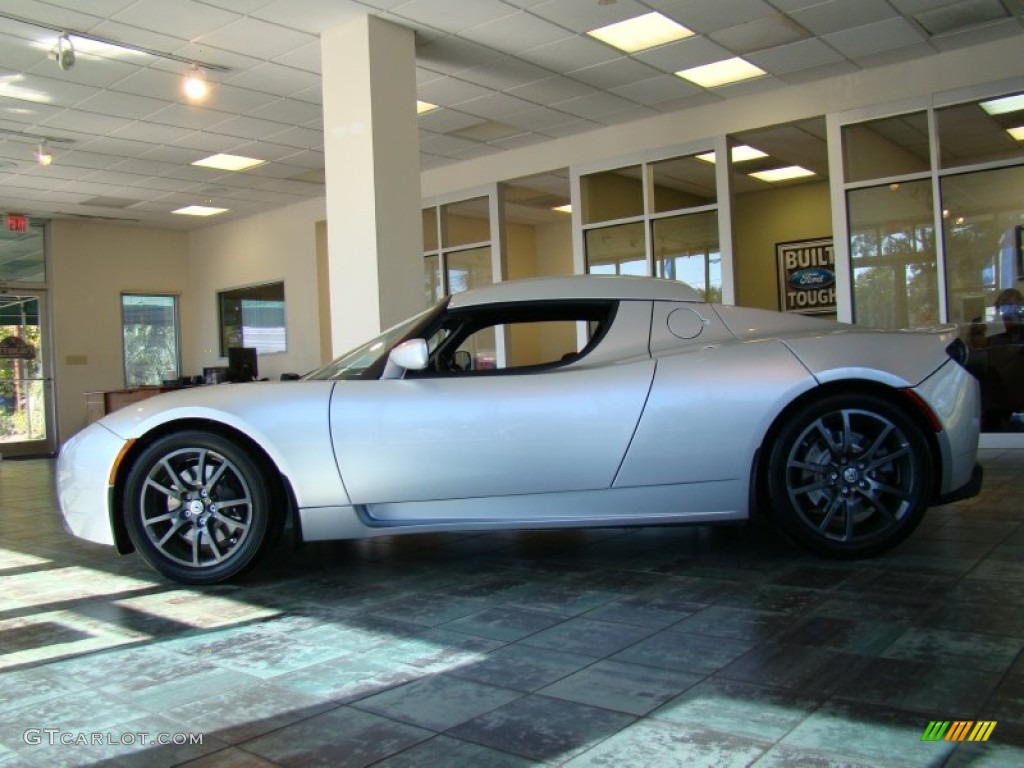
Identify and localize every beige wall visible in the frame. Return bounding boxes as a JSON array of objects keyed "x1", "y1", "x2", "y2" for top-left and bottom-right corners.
[
  {"x1": 187, "y1": 197, "x2": 326, "y2": 382},
  {"x1": 49, "y1": 220, "x2": 191, "y2": 442},
  {"x1": 733, "y1": 181, "x2": 833, "y2": 311}
]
